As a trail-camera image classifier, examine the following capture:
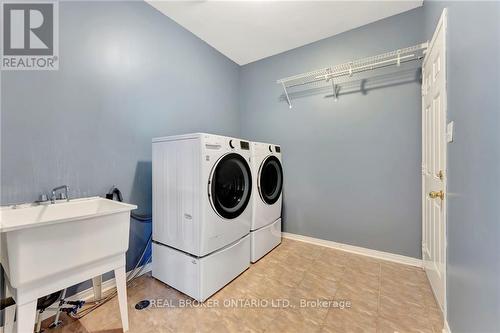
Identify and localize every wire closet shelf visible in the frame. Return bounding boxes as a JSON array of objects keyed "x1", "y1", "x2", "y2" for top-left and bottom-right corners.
[{"x1": 276, "y1": 42, "x2": 428, "y2": 108}]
